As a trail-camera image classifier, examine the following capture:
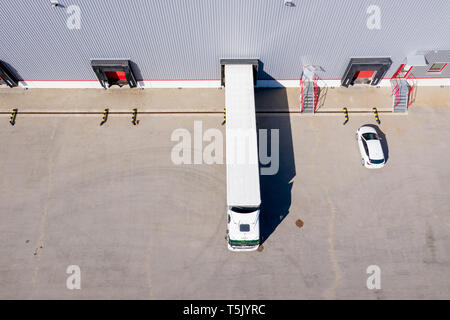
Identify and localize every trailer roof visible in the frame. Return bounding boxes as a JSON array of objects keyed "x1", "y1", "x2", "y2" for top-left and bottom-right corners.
[{"x1": 225, "y1": 64, "x2": 261, "y2": 207}]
